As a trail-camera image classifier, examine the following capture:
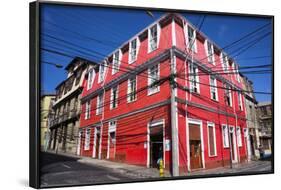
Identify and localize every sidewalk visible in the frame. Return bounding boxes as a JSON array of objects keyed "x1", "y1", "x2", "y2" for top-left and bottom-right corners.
[{"x1": 45, "y1": 151, "x2": 170, "y2": 178}]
